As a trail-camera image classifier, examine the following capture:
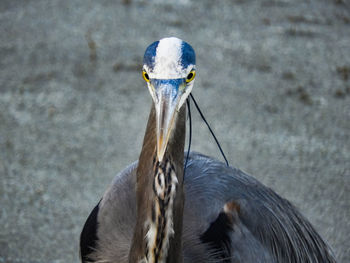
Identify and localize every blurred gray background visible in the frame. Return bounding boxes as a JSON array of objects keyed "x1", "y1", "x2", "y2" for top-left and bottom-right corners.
[{"x1": 0, "y1": 0, "x2": 349, "y2": 262}]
